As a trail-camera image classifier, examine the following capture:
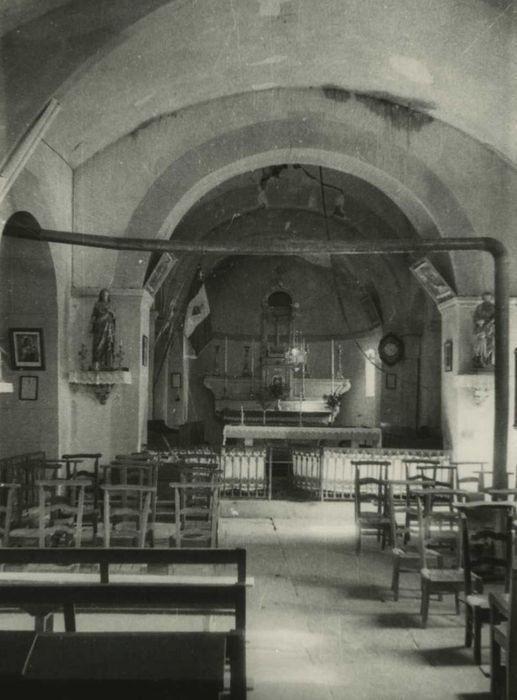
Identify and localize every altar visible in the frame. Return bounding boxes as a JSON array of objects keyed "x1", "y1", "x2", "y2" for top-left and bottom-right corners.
[
  {"x1": 204, "y1": 286, "x2": 354, "y2": 428},
  {"x1": 222, "y1": 424, "x2": 382, "y2": 448}
]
